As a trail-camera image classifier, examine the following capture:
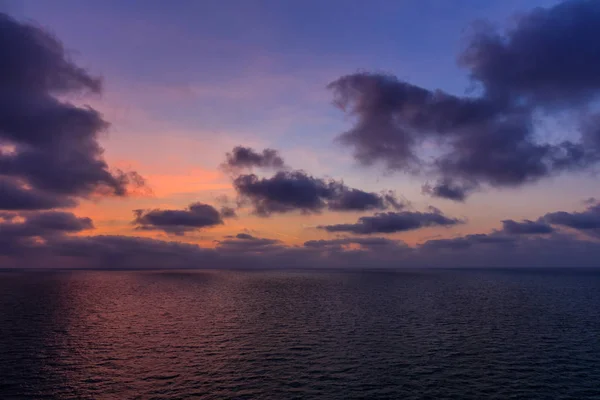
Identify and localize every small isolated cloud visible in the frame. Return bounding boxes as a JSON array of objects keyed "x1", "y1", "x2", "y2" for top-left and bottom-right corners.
[
  {"x1": 233, "y1": 170, "x2": 405, "y2": 216},
  {"x1": 219, "y1": 206, "x2": 237, "y2": 218},
  {"x1": 319, "y1": 207, "x2": 463, "y2": 234},
  {"x1": 215, "y1": 233, "x2": 285, "y2": 253},
  {"x1": 133, "y1": 202, "x2": 226, "y2": 235},
  {"x1": 422, "y1": 179, "x2": 477, "y2": 202},
  {"x1": 221, "y1": 146, "x2": 287, "y2": 172}
]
